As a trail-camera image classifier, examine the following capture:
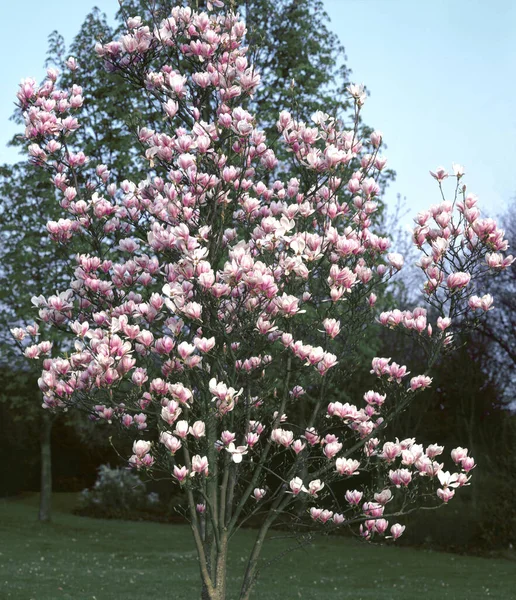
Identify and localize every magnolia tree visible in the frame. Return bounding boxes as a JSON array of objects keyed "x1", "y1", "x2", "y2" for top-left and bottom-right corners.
[{"x1": 12, "y1": 2, "x2": 513, "y2": 599}]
